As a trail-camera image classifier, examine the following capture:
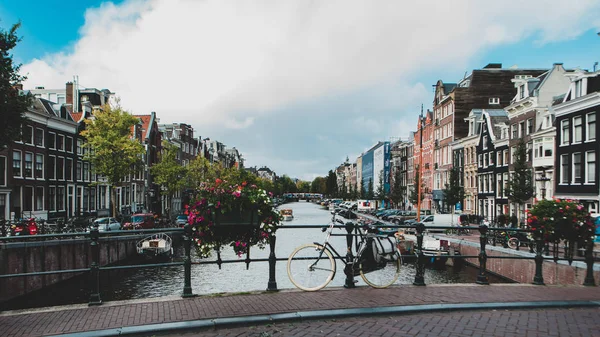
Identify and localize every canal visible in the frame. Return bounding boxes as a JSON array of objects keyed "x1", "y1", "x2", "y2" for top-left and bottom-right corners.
[{"x1": 3, "y1": 202, "x2": 510, "y2": 311}]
